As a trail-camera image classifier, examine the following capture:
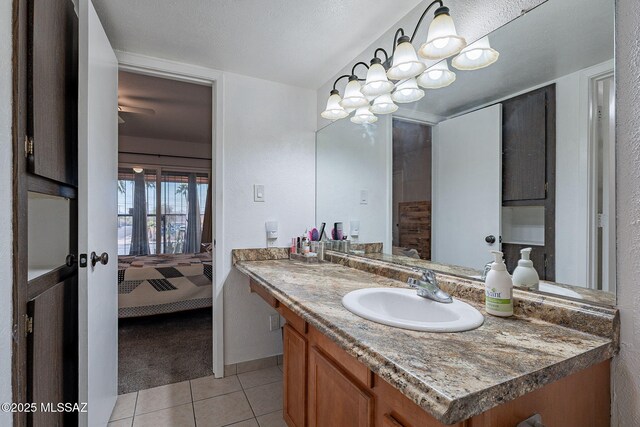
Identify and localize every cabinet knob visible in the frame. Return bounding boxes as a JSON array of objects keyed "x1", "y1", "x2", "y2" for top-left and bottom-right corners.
[{"x1": 90, "y1": 252, "x2": 109, "y2": 267}]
